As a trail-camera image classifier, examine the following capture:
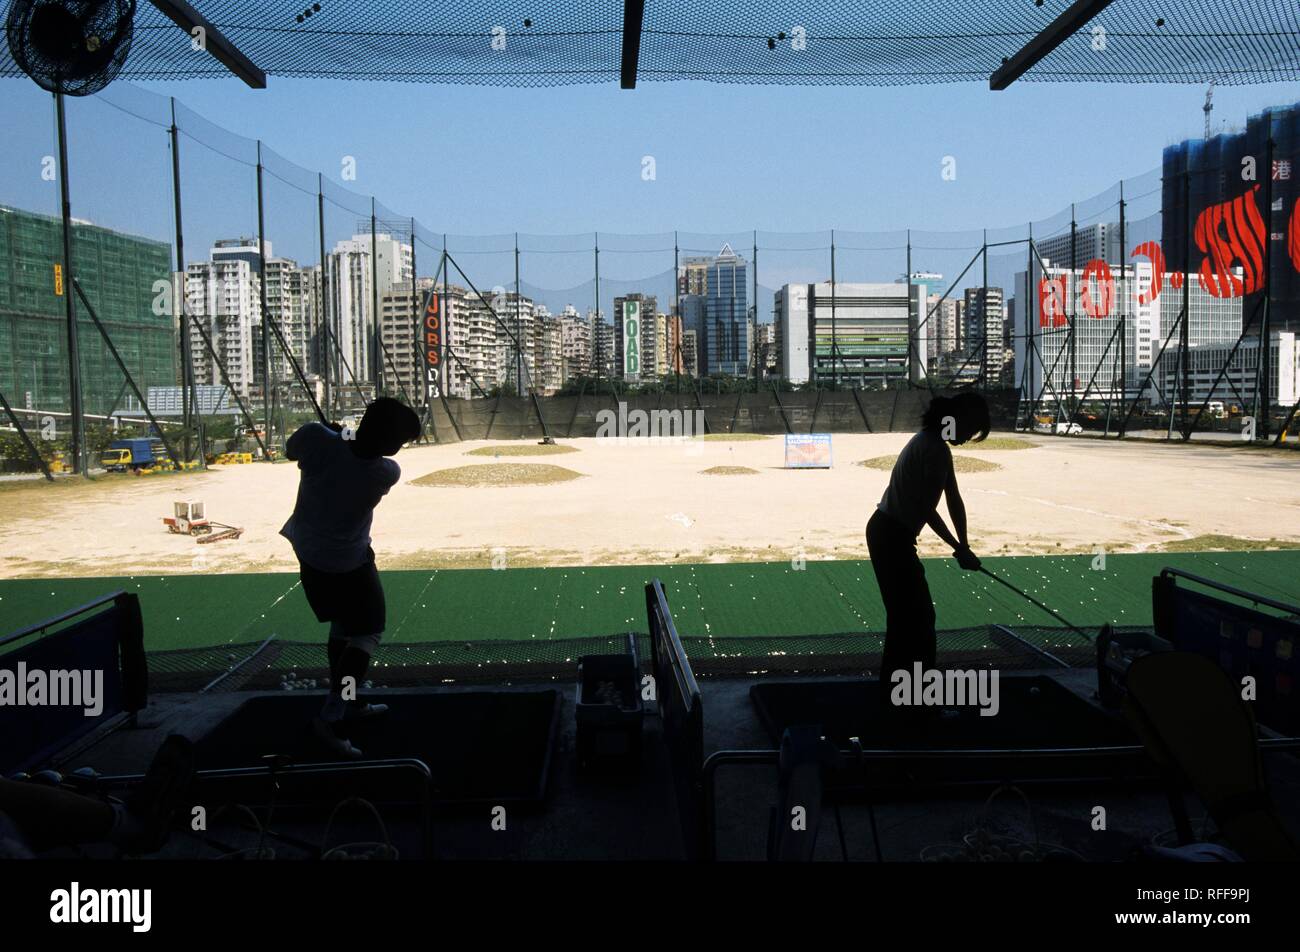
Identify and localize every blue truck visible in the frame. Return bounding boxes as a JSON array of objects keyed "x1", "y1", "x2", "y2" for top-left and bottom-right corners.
[{"x1": 100, "y1": 438, "x2": 169, "y2": 472}]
